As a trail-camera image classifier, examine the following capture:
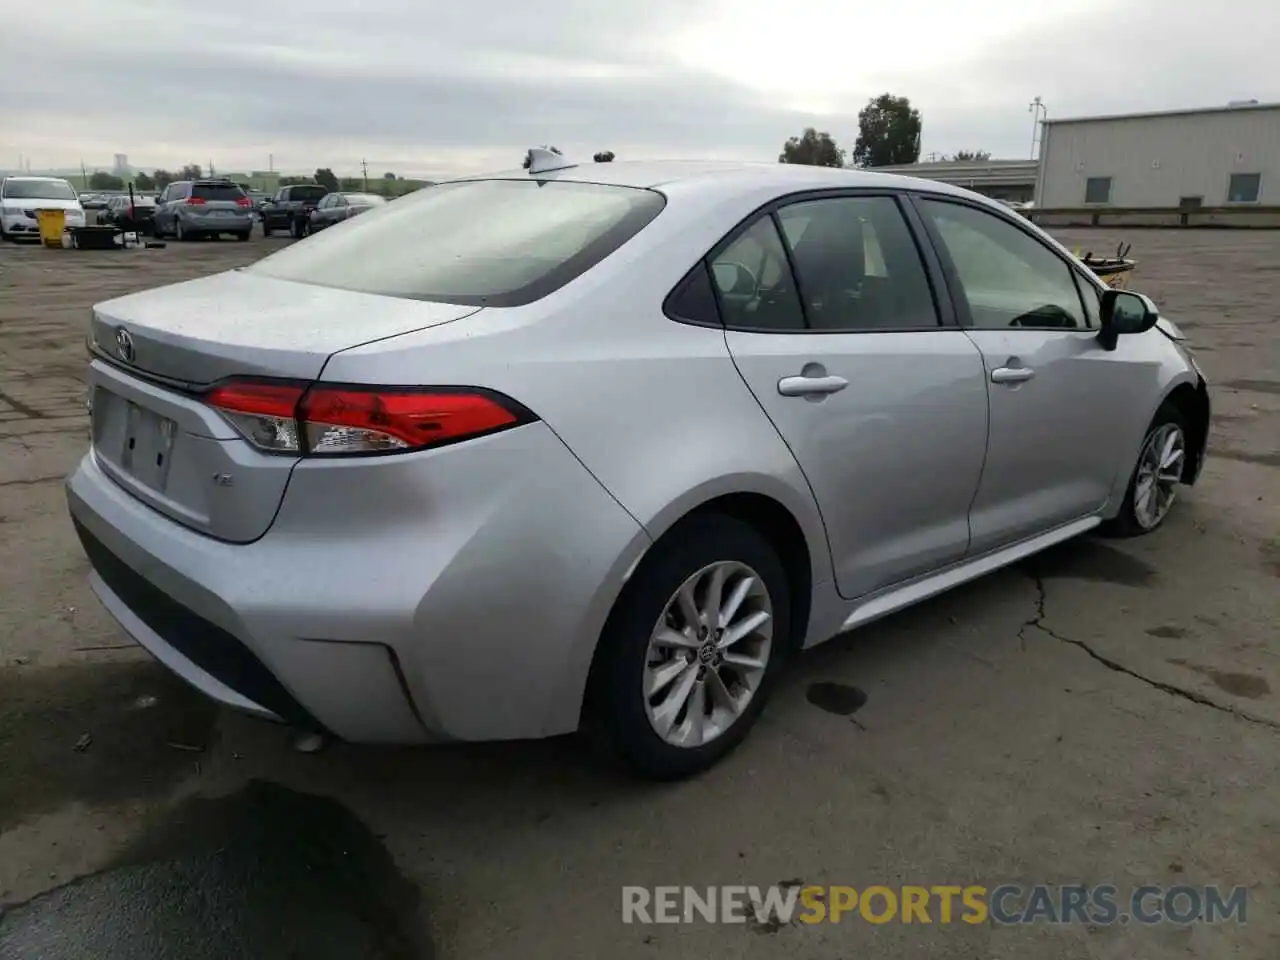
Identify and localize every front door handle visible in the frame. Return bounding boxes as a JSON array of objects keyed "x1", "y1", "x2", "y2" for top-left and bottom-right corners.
[
  {"x1": 778, "y1": 374, "x2": 849, "y2": 397},
  {"x1": 990, "y1": 366, "x2": 1036, "y2": 384}
]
